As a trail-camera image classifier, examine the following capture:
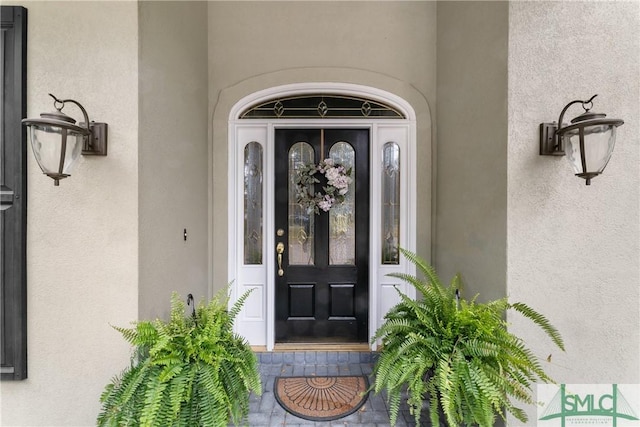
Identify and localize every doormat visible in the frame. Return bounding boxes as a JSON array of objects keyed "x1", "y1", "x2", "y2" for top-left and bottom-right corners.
[{"x1": 274, "y1": 375, "x2": 369, "y2": 421}]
